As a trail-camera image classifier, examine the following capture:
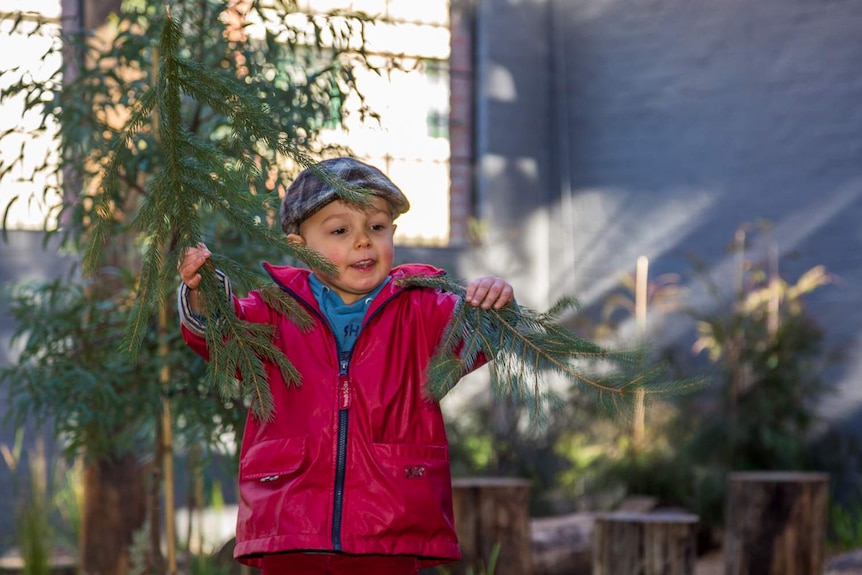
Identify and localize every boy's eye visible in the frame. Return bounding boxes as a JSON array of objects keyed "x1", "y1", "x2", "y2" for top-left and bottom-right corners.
[
  {"x1": 370, "y1": 223, "x2": 387, "y2": 232},
  {"x1": 332, "y1": 227, "x2": 347, "y2": 235}
]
